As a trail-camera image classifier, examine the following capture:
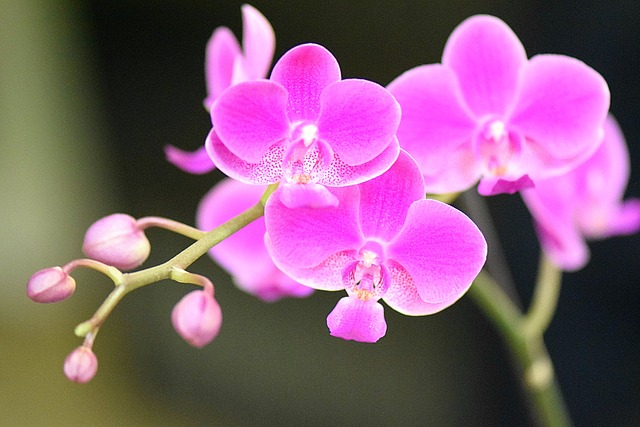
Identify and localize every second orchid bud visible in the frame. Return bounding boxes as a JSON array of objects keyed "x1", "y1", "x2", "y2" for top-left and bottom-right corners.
[
  {"x1": 64, "y1": 346, "x2": 98, "y2": 383},
  {"x1": 82, "y1": 214, "x2": 151, "y2": 270},
  {"x1": 27, "y1": 266, "x2": 76, "y2": 303},
  {"x1": 171, "y1": 290, "x2": 222, "y2": 348}
]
